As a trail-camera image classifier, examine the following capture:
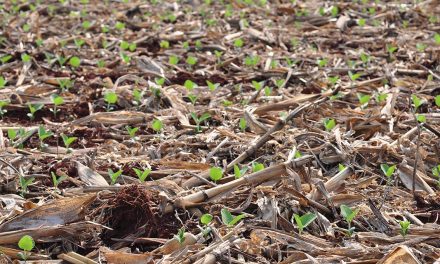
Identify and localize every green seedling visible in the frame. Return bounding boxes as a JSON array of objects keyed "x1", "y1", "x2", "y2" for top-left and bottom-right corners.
[
  {"x1": 186, "y1": 56, "x2": 197, "y2": 66},
  {"x1": 195, "y1": 40, "x2": 202, "y2": 50},
  {"x1": 169, "y1": 55, "x2": 179, "y2": 65},
  {"x1": 133, "y1": 168, "x2": 151, "y2": 183},
  {"x1": 386, "y1": 44, "x2": 398, "y2": 56},
  {"x1": 358, "y1": 18, "x2": 366, "y2": 26},
  {"x1": 152, "y1": 119, "x2": 163, "y2": 133},
  {"x1": 200, "y1": 213, "x2": 213, "y2": 225},
  {"x1": 214, "y1": 50, "x2": 223, "y2": 63},
  {"x1": 19, "y1": 175, "x2": 34, "y2": 197},
  {"x1": 190, "y1": 112, "x2": 211, "y2": 133},
  {"x1": 275, "y1": 79, "x2": 284, "y2": 88},
  {"x1": 18, "y1": 235, "x2": 35, "y2": 261},
  {"x1": 1, "y1": 54, "x2": 13, "y2": 64},
  {"x1": 264, "y1": 86, "x2": 272, "y2": 96},
  {"x1": 55, "y1": 55, "x2": 67, "y2": 66},
  {"x1": 252, "y1": 162, "x2": 265, "y2": 172},
  {"x1": 434, "y1": 33, "x2": 440, "y2": 45},
  {"x1": 21, "y1": 53, "x2": 31, "y2": 63},
  {"x1": 338, "y1": 163, "x2": 347, "y2": 171},
  {"x1": 221, "y1": 208, "x2": 245, "y2": 227},
  {"x1": 330, "y1": 6, "x2": 338, "y2": 17},
  {"x1": 104, "y1": 91, "x2": 118, "y2": 111},
  {"x1": 252, "y1": 80, "x2": 263, "y2": 91},
  {"x1": 209, "y1": 166, "x2": 223, "y2": 183},
  {"x1": 74, "y1": 38, "x2": 85, "y2": 48},
  {"x1": 381, "y1": 164, "x2": 396, "y2": 180},
  {"x1": 57, "y1": 78, "x2": 74, "y2": 92},
  {"x1": 360, "y1": 53, "x2": 370, "y2": 64},
  {"x1": 292, "y1": 212, "x2": 317, "y2": 235},
  {"x1": 184, "y1": 80, "x2": 197, "y2": 91},
  {"x1": 0, "y1": 100, "x2": 9, "y2": 118},
  {"x1": 432, "y1": 164, "x2": 440, "y2": 178},
  {"x1": 187, "y1": 94, "x2": 198, "y2": 105},
  {"x1": 69, "y1": 56, "x2": 81, "y2": 68},
  {"x1": 233, "y1": 164, "x2": 248, "y2": 179},
  {"x1": 411, "y1": 94, "x2": 423, "y2": 111},
  {"x1": 399, "y1": 220, "x2": 410, "y2": 238},
  {"x1": 155, "y1": 77, "x2": 165, "y2": 86},
  {"x1": 244, "y1": 55, "x2": 260, "y2": 67},
  {"x1": 416, "y1": 114, "x2": 426, "y2": 123},
  {"x1": 126, "y1": 126, "x2": 139, "y2": 140},
  {"x1": 38, "y1": 125, "x2": 53, "y2": 148},
  {"x1": 317, "y1": 58, "x2": 328, "y2": 67},
  {"x1": 50, "y1": 94, "x2": 64, "y2": 117},
  {"x1": 120, "y1": 52, "x2": 131, "y2": 64},
  {"x1": 82, "y1": 20, "x2": 91, "y2": 30},
  {"x1": 348, "y1": 71, "x2": 362, "y2": 82},
  {"x1": 357, "y1": 93, "x2": 371, "y2": 107},
  {"x1": 328, "y1": 76, "x2": 340, "y2": 87},
  {"x1": 61, "y1": 134, "x2": 77, "y2": 153},
  {"x1": 340, "y1": 204, "x2": 360, "y2": 236},
  {"x1": 174, "y1": 227, "x2": 185, "y2": 244},
  {"x1": 376, "y1": 93, "x2": 388, "y2": 103},
  {"x1": 115, "y1": 21, "x2": 125, "y2": 30},
  {"x1": 159, "y1": 40, "x2": 169, "y2": 49},
  {"x1": 7, "y1": 129, "x2": 17, "y2": 142},
  {"x1": 97, "y1": 60, "x2": 105, "y2": 68},
  {"x1": 0, "y1": 75, "x2": 7, "y2": 88},
  {"x1": 51, "y1": 171, "x2": 67, "y2": 189},
  {"x1": 239, "y1": 117, "x2": 247, "y2": 132},
  {"x1": 323, "y1": 118, "x2": 336, "y2": 131},
  {"x1": 132, "y1": 89, "x2": 143, "y2": 105},
  {"x1": 233, "y1": 38, "x2": 244, "y2": 48},
  {"x1": 294, "y1": 150, "x2": 302, "y2": 158},
  {"x1": 108, "y1": 169, "x2": 122, "y2": 185},
  {"x1": 416, "y1": 43, "x2": 427, "y2": 52},
  {"x1": 206, "y1": 80, "x2": 219, "y2": 91}
]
